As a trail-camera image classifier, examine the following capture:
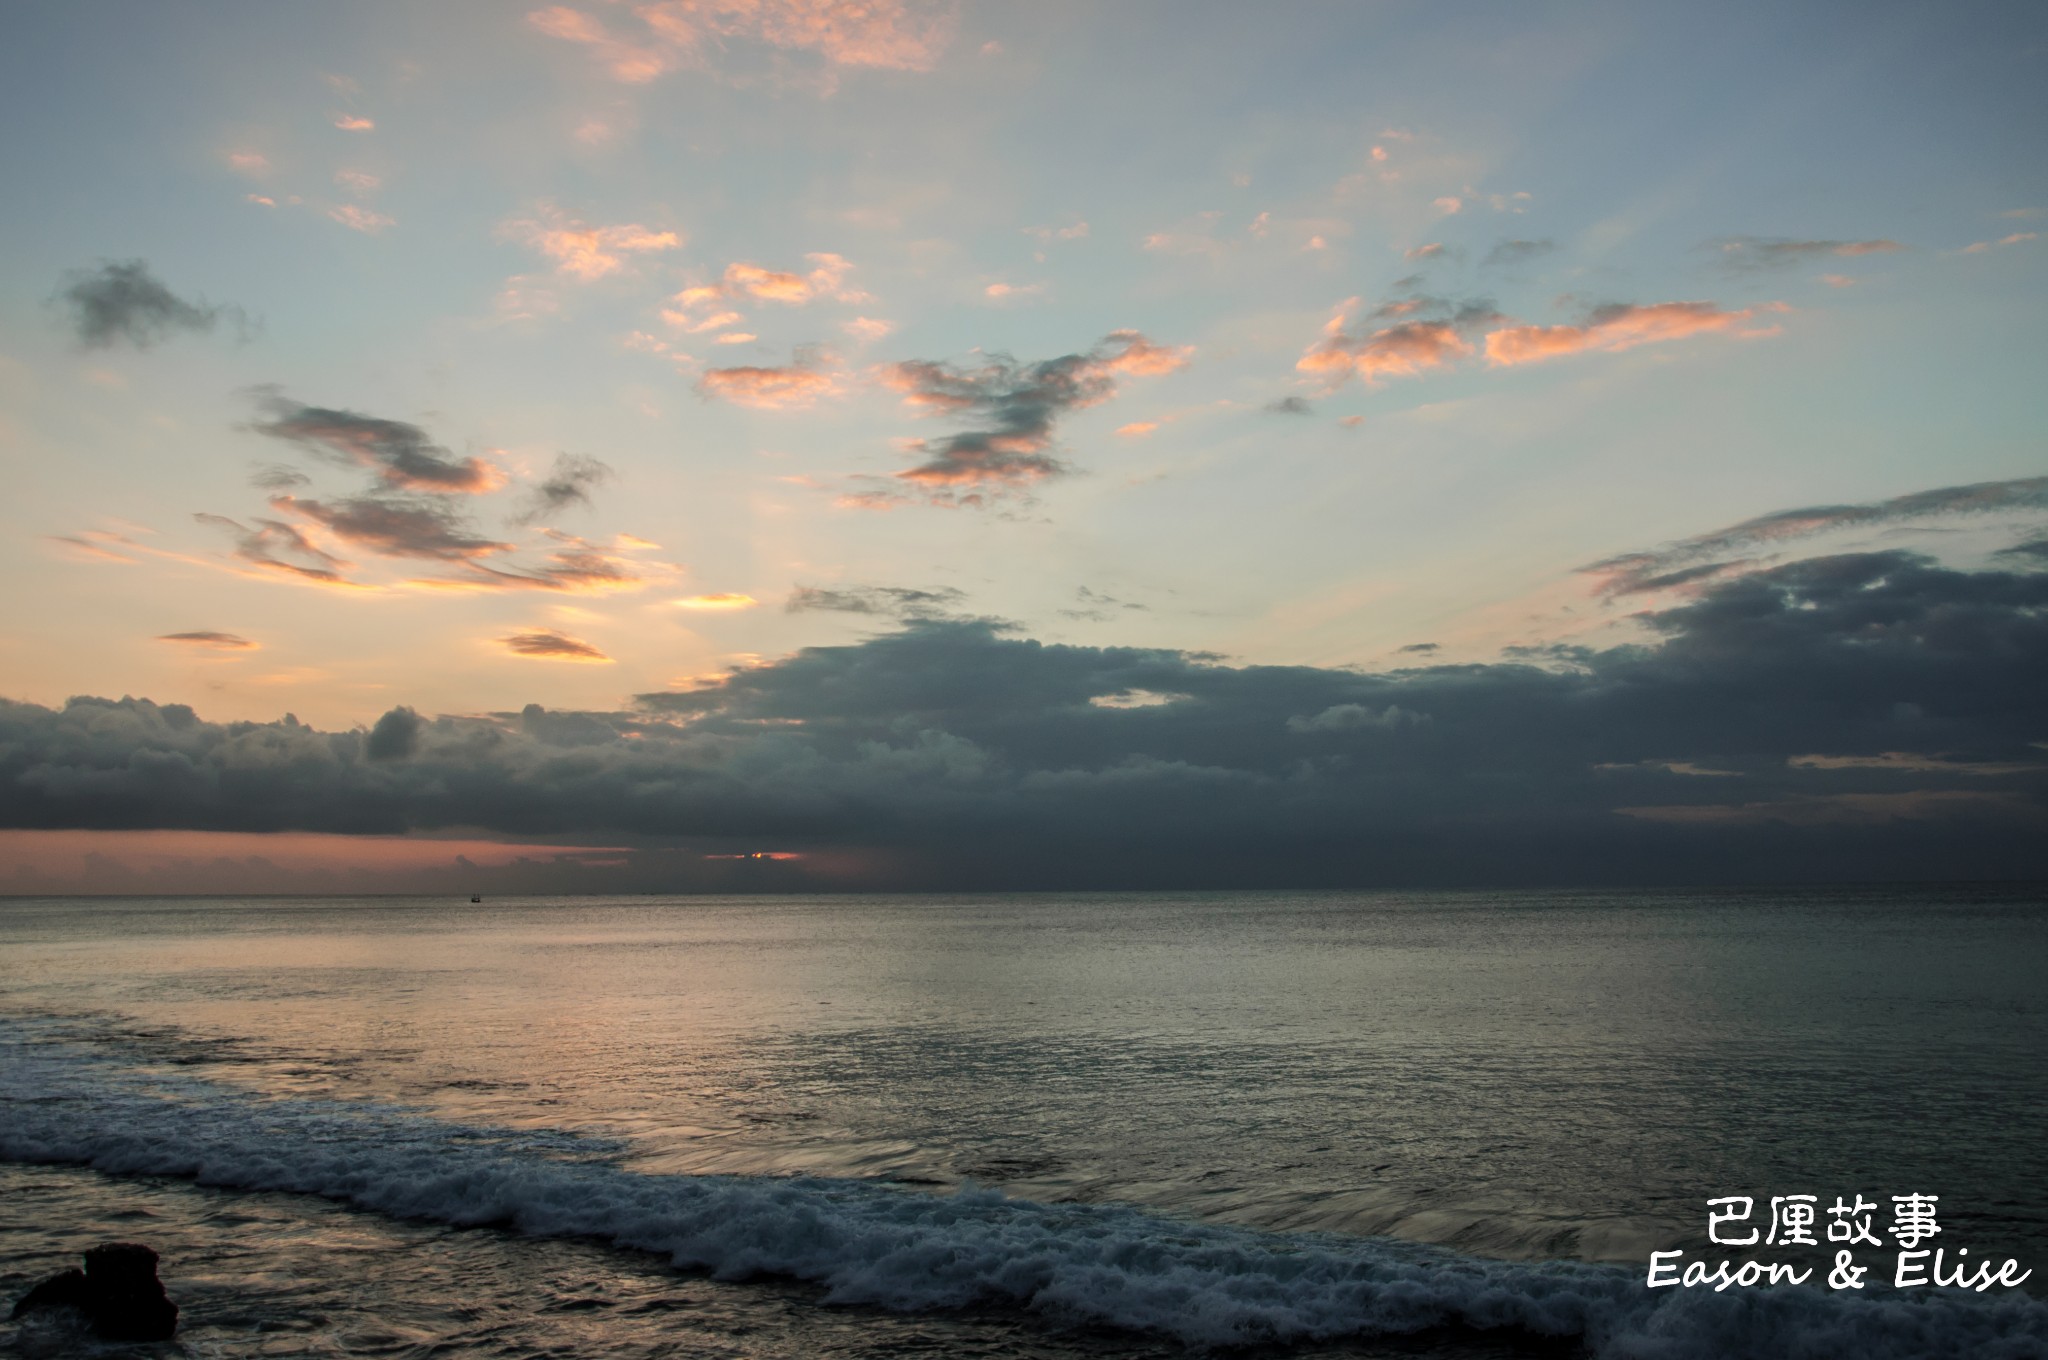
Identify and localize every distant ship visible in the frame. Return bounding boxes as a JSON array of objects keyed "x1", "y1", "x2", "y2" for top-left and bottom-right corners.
[{"x1": 470, "y1": 894, "x2": 481, "y2": 903}]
